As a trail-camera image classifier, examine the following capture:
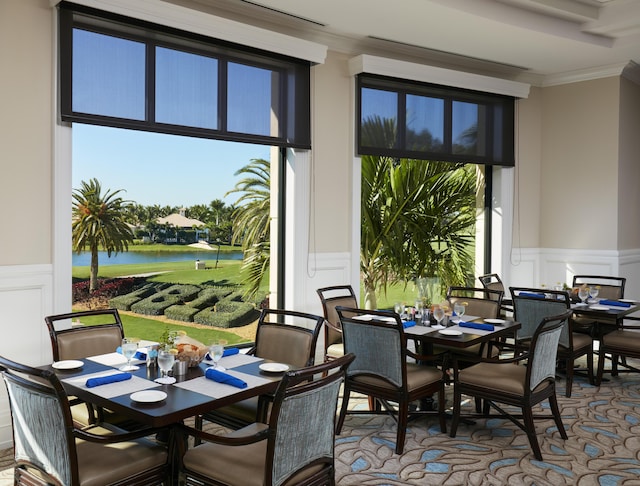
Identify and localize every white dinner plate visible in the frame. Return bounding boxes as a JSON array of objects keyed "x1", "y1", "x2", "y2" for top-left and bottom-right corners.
[
  {"x1": 484, "y1": 318, "x2": 506, "y2": 324},
  {"x1": 439, "y1": 329, "x2": 462, "y2": 336},
  {"x1": 619, "y1": 299, "x2": 637, "y2": 304},
  {"x1": 589, "y1": 305, "x2": 610, "y2": 311},
  {"x1": 130, "y1": 390, "x2": 167, "y2": 403},
  {"x1": 259, "y1": 363, "x2": 290, "y2": 373},
  {"x1": 52, "y1": 360, "x2": 84, "y2": 370}
]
